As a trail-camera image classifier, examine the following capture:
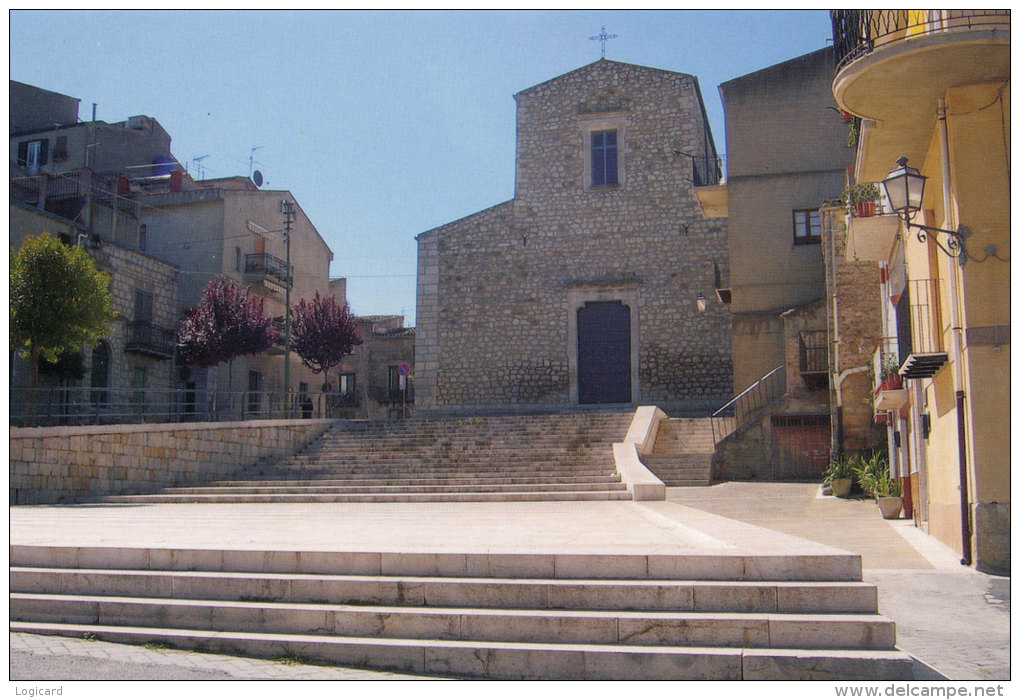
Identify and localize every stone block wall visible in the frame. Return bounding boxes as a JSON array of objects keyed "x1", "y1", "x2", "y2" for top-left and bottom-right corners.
[
  {"x1": 416, "y1": 60, "x2": 732, "y2": 414},
  {"x1": 820, "y1": 204, "x2": 886, "y2": 455},
  {"x1": 96, "y1": 241, "x2": 179, "y2": 395},
  {"x1": 9, "y1": 419, "x2": 333, "y2": 505}
]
